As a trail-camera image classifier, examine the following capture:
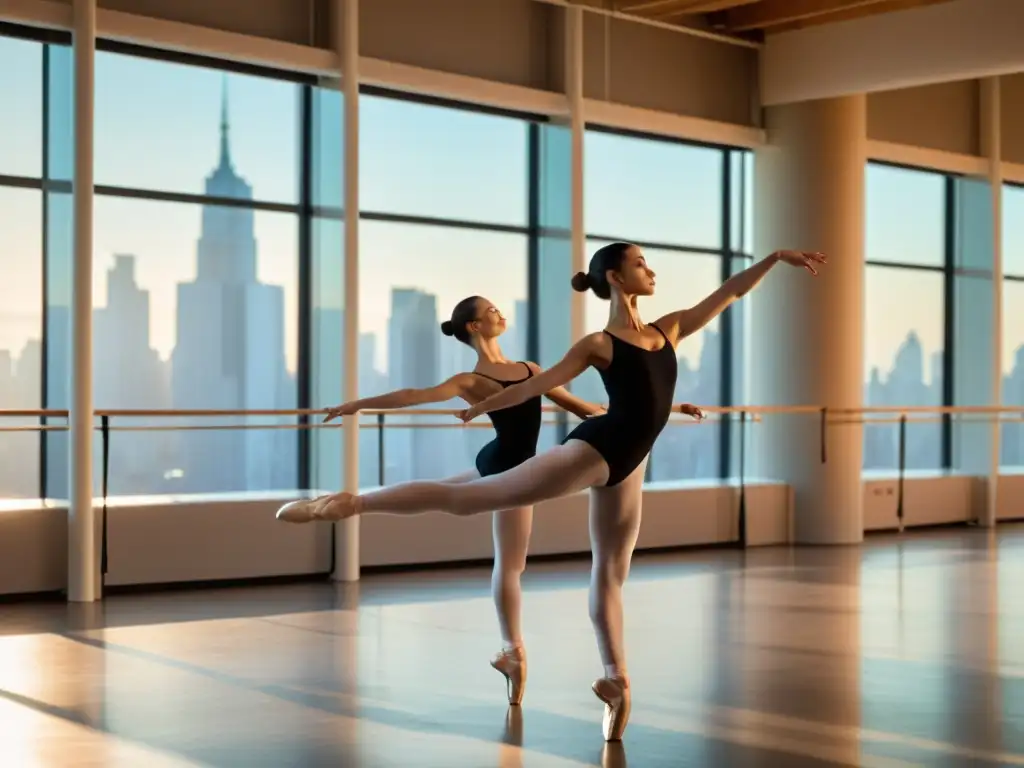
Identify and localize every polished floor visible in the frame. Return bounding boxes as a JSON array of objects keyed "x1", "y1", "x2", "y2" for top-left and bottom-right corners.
[{"x1": 2, "y1": 527, "x2": 1024, "y2": 767}]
